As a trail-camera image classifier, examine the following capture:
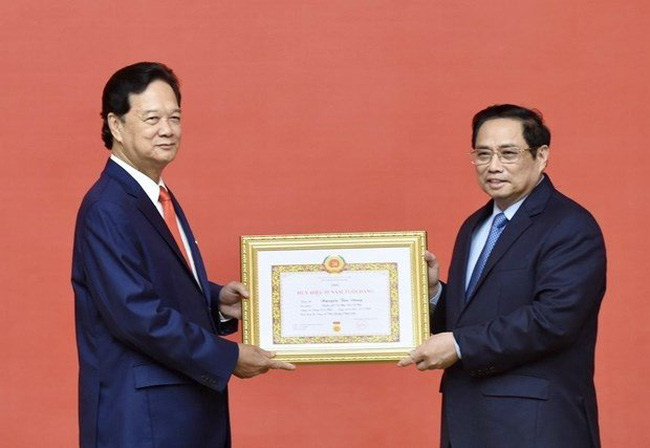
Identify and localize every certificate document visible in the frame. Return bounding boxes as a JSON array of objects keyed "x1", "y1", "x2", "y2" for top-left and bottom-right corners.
[
  {"x1": 273, "y1": 260, "x2": 398, "y2": 343},
  {"x1": 241, "y1": 232, "x2": 430, "y2": 363}
]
